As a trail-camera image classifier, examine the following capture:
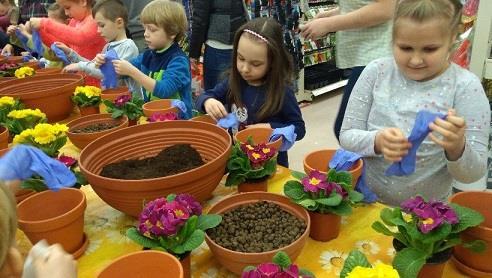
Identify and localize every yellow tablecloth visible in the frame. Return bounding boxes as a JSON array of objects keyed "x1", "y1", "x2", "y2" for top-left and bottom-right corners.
[{"x1": 16, "y1": 166, "x2": 468, "y2": 277}]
